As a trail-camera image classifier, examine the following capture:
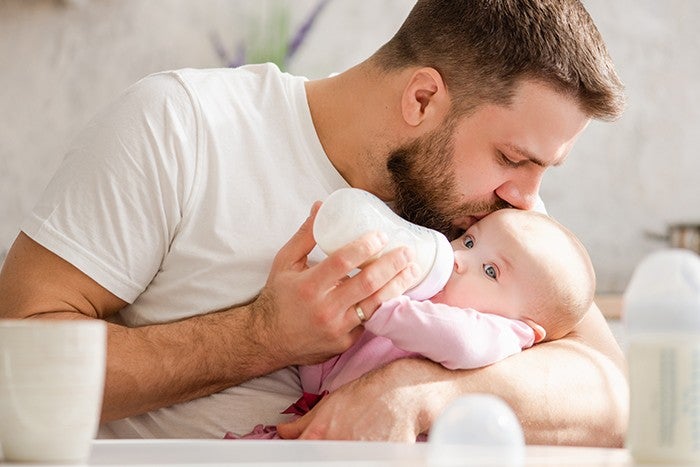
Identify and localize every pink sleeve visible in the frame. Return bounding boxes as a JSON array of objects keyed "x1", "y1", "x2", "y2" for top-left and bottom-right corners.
[
  {"x1": 298, "y1": 355, "x2": 341, "y2": 394},
  {"x1": 364, "y1": 296, "x2": 535, "y2": 370}
]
